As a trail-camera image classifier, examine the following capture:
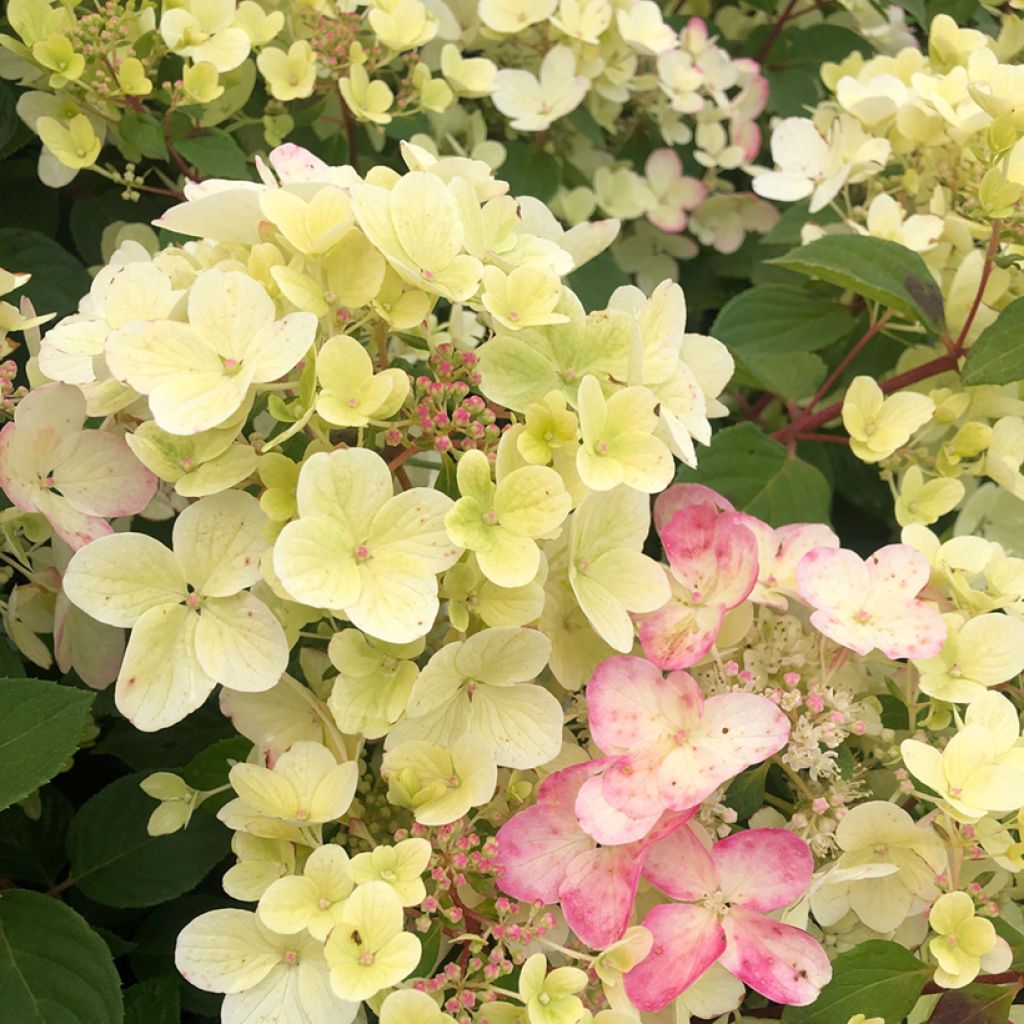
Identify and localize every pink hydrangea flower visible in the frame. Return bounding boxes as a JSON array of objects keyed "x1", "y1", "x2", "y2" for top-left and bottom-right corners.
[
  {"x1": 729, "y1": 513, "x2": 840, "y2": 609},
  {"x1": 644, "y1": 149, "x2": 707, "y2": 233},
  {"x1": 0, "y1": 383, "x2": 156, "y2": 549},
  {"x1": 494, "y1": 761, "x2": 691, "y2": 947},
  {"x1": 652, "y1": 483, "x2": 734, "y2": 533},
  {"x1": 580, "y1": 656, "x2": 789, "y2": 834},
  {"x1": 625, "y1": 825, "x2": 831, "y2": 1010},
  {"x1": 639, "y1": 499, "x2": 758, "y2": 669},
  {"x1": 796, "y1": 544, "x2": 946, "y2": 659}
]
